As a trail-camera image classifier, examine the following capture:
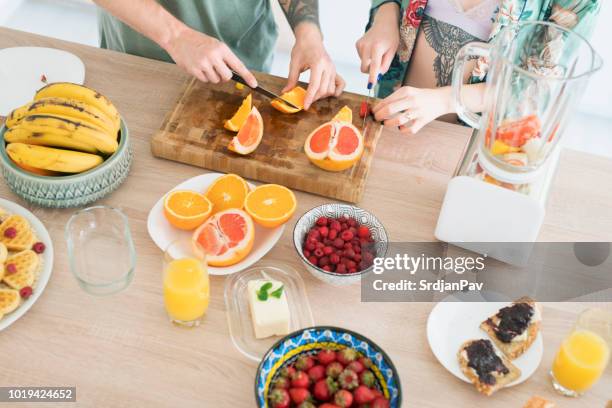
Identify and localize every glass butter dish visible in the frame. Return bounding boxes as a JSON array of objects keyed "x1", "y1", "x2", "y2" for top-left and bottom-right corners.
[{"x1": 224, "y1": 262, "x2": 314, "y2": 361}]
